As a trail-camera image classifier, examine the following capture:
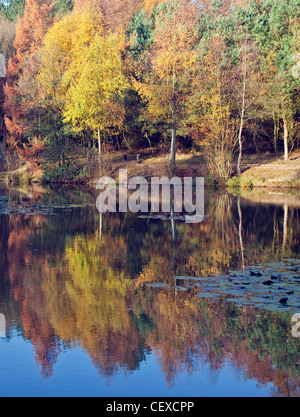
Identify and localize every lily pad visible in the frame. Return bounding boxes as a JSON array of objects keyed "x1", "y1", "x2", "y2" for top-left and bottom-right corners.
[
  {"x1": 145, "y1": 282, "x2": 169, "y2": 288},
  {"x1": 225, "y1": 298, "x2": 255, "y2": 306},
  {"x1": 197, "y1": 292, "x2": 220, "y2": 299},
  {"x1": 176, "y1": 276, "x2": 209, "y2": 282},
  {"x1": 174, "y1": 286, "x2": 188, "y2": 291}
]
